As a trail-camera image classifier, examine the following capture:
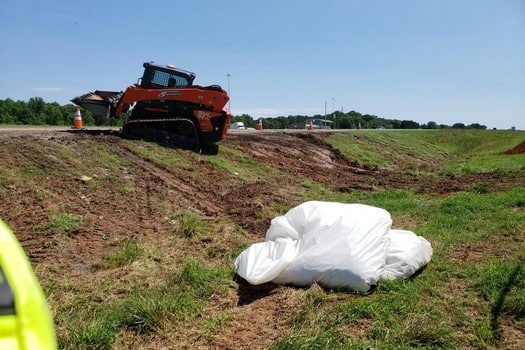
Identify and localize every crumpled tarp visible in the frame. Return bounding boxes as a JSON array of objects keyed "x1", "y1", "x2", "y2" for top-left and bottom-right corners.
[{"x1": 234, "y1": 201, "x2": 432, "y2": 293}]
